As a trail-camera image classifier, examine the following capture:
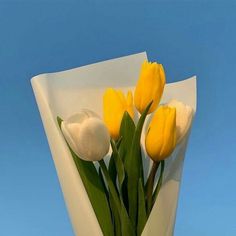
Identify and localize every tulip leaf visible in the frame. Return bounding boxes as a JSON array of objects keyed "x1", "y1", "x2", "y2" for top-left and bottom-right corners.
[
  {"x1": 115, "y1": 136, "x2": 123, "y2": 149},
  {"x1": 124, "y1": 102, "x2": 152, "y2": 226},
  {"x1": 99, "y1": 159, "x2": 135, "y2": 236},
  {"x1": 119, "y1": 111, "x2": 136, "y2": 162},
  {"x1": 108, "y1": 137, "x2": 123, "y2": 189},
  {"x1": 109, "y1": 191, "x2": 121, "y2": 236},
  {"x1": 108, "y1": 153, "x2": 117, "y2": 188},
  {"x1": 152, "y1": 160, "x2": 165, "y2": 209},
  {"x1": 98, "y1": 167, "x2": 109, "y2": 200},
  {"x1": 120, "y1": 202, "x2": 136, "y2": 236},
  {"x1": 99, "y1": 168, "x2": 120, "y2": 234},
  {"x1": 110, "y1": 139, "x2": 125, "y2": 194},
  {"x1": 57, "y1": 117, "x2": 114, "y2": 236},
  {"x1": 119, "y1": 111, "x2": 135, "y2": 208},
  {"x1": 137, "y1": 178, "x2": 147, "y2": 236}
]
